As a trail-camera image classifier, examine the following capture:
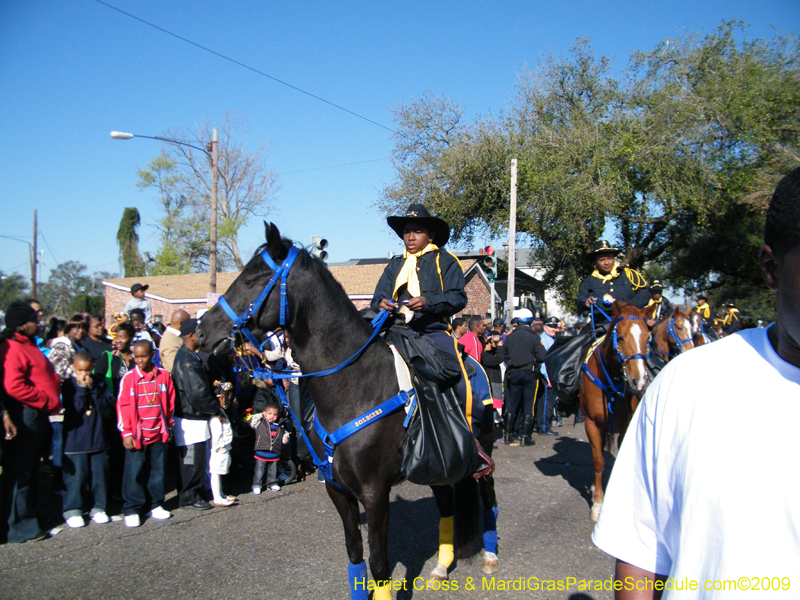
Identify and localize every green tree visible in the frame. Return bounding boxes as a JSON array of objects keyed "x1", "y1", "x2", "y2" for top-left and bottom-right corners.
[
  {"x1": 117, "y1": 208, "x2": 146, "y2": 277},
  {"x1": 138, "y1": 112, "x2": 280, "y2": 271},
  {"x1": 380, "y1": 24, "x2": 800, "y2": 311},
  {"x1": 0, "y1": 270, "x2": 30, "y2": 310}
]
